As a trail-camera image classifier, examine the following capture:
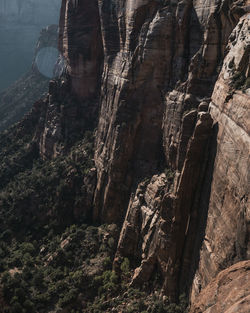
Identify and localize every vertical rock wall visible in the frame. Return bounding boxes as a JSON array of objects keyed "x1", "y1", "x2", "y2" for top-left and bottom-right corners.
[
  {"x1": 39, "y1": 0, "x2": 103, "y2": 159},
  {"x1": 191, "y1": 13, "x2": 250, "y2": 301},
  {"x1": 38, "y1": 0, "x2": 250, "y2": 304}
]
